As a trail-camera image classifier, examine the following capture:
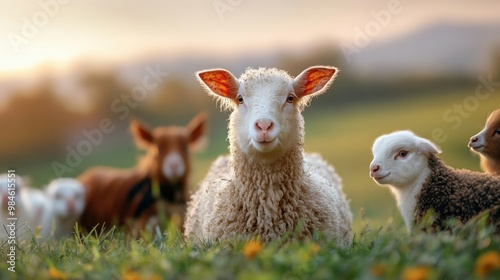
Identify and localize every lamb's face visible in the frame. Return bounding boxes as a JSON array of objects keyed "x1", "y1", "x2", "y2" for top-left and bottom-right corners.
[
  {"x1": 0, "y1": 174, "x2": 10, "y2": 207},
  {"x1": 233, "y1": 73, "x2": 300, "y2": 160},
  {"x1": 469, "y1": 109, "x2": 500, "y2": 159},
  {"x1": 197, "y1": 66, "x2": 338, "y2": 163},
  {"x1": 0, "y1": 174, "x2": 25, "y2": 211},
  {"x1": 370, "y1": 131, "x2": 441, "y2": 189},
  {"x1": 47, "y1": 179, "x2": 85, "y2": 218}
]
